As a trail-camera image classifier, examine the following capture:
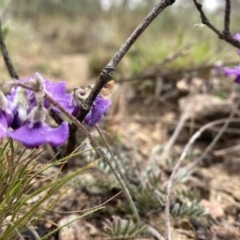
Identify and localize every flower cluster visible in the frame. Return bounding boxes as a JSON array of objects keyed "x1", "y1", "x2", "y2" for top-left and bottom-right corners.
[
  {"x1": 0, "y1": 73, "x2": 111, "y2": 148},
  {"x1": 224, "y1": 33, "x2": 240, "y2": 83}
]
